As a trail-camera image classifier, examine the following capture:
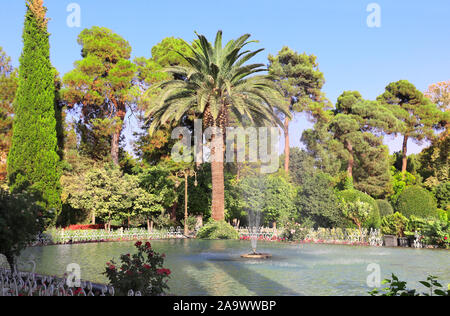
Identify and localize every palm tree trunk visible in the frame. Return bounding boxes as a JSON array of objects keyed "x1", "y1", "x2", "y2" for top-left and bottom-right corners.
[
  {"x1": 211, "y1": 131, "x2": 225, "y2": 221},
  {"x1": 402, "y1": 135, "x2": 409, "y2": 175},
  {"x1": 284, "y1": 117, "x2": 290, "y2": 174},
  {"x1": 211, "y1": 159, "x2": 225, "y2": 221}
]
